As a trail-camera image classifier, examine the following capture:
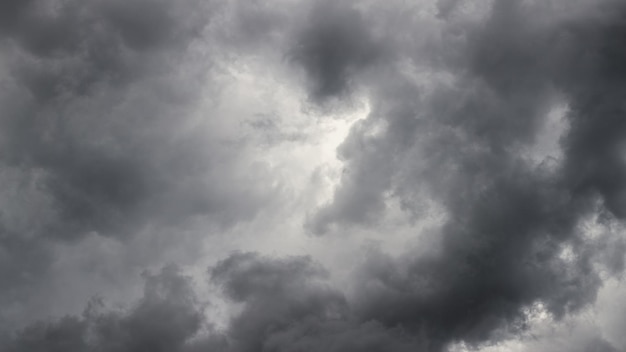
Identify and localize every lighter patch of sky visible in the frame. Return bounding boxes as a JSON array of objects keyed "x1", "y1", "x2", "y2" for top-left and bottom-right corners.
[
  {"x1": 191, "y1": 57, "x2": 367, "y2": 256},
  {"x1": 183, "y1": 53, "x2": 373, "y2": 330},
  {"x1": 522, "y1": 99, "x2": 569, "y2": 173}
]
